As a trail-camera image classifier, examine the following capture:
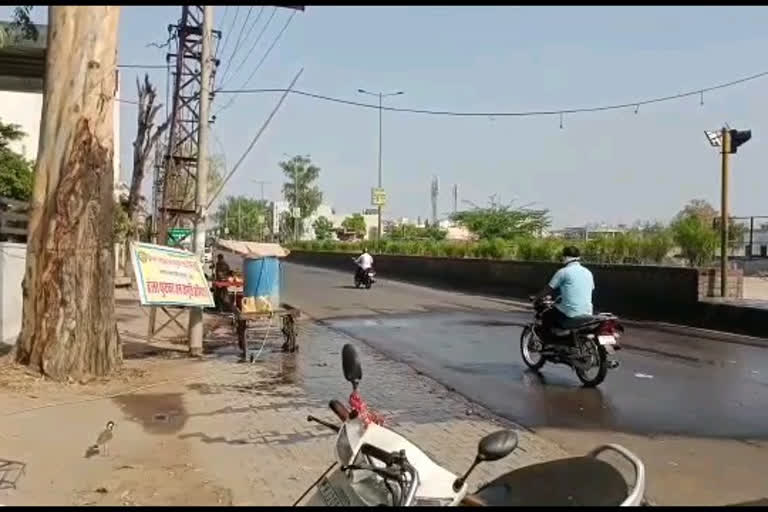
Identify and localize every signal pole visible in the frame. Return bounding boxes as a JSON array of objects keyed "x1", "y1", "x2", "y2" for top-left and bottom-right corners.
[
  {"x1": 720, "y1": 128, "x2": 730, "y2": 298},
  {"x1": 706, "y1": 126, "x2": 751, "y2": 298},
  {"x1": 188, "y1": 5, "x2": 214, "y2": 357}
]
